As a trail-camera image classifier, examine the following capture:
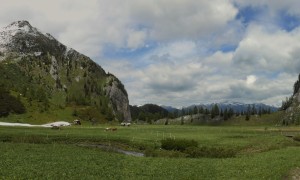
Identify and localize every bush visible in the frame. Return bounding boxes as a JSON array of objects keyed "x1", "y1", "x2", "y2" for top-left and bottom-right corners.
[
  {"x1": 185, "y1": 146, "x2": 236, "y2": 158},
  {"x1": 161, "y1": 138, "x2": 198, "y2": 151},
  {"x1": 293, "y1": 135, "x2": 300, "y2": 142},
  {"x1": 0, "y1": 87, "x2": 26, "y2": 117}
]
